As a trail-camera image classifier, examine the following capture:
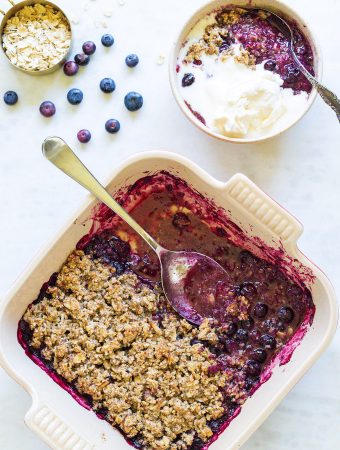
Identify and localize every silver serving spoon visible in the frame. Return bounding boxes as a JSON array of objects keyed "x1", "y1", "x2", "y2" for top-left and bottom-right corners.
[
  {"x1": 42, "y1": 137, "x2": 231, "y2": 325},
  {"x1": 252, "y1": 8, "x2": 340, "y2": 121}
]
